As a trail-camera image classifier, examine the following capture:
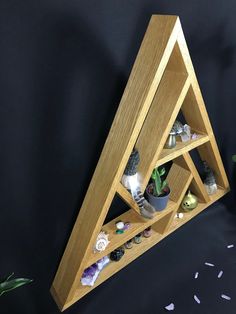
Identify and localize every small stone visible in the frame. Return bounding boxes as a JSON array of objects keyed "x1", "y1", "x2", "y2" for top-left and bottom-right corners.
[
  {"x1": 165, "y1": 303, "x2": 175, "y2": 311},
  {"x1": 205, "y1": 262, "x2": 215, "y2": 267},
  {"x1": 116, "y1": 221, "x2": 125, "y2": 230},
  {"x1": 221, "y1": 294, "x2": 231, "y2": 301},
  {"x1": 116, "y1": 229, "x2": 124, "y2": 234},
  {"x1": 194, "y1": 295, "x2": 201, "y2": 304},
  {"x1": 123, "y1": 222, "x2": 131, "y2": 230},
  {"x1": 218, "y1": 270, "x2": 223, "y2": 278}
]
